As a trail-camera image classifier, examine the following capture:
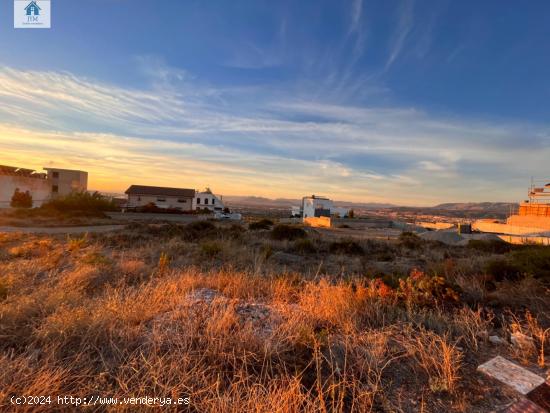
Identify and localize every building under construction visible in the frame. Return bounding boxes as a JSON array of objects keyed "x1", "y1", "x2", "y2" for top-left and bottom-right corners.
[{"x1": 473, "y1": 179, "x2": 550, "y2": 236}]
